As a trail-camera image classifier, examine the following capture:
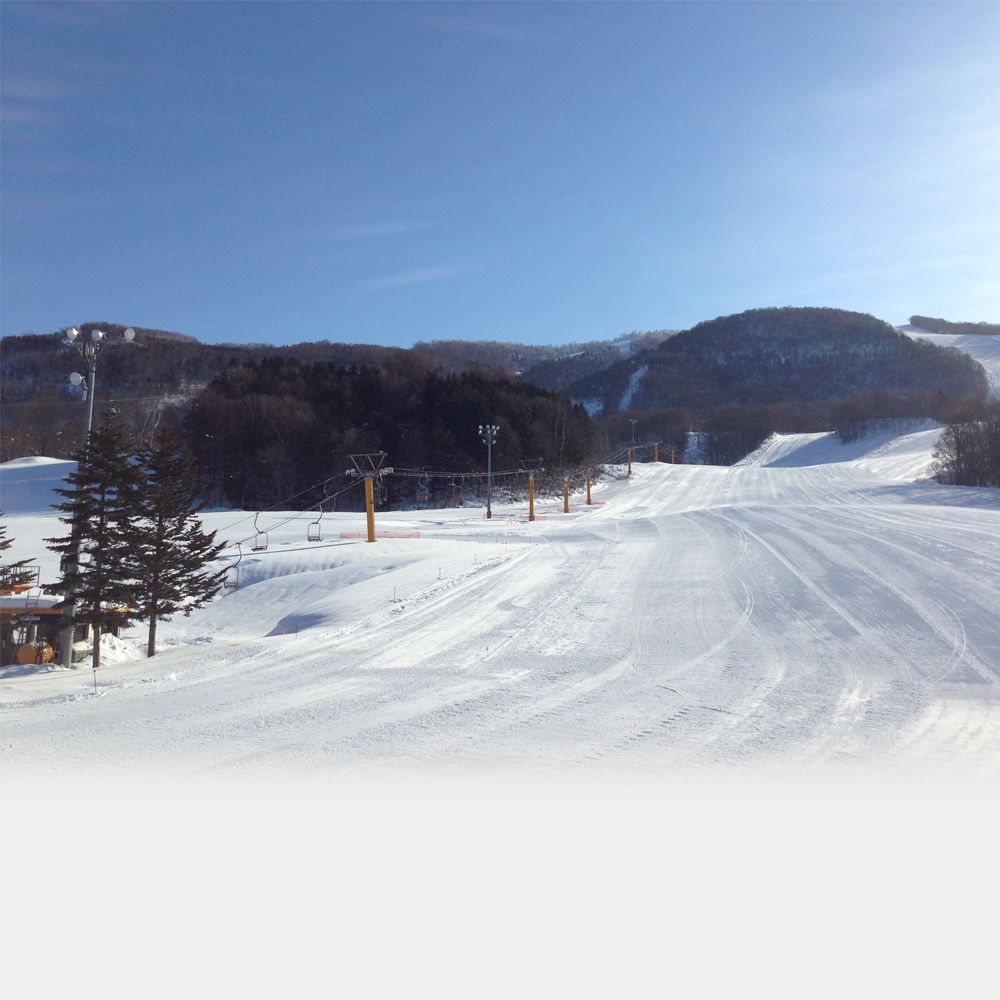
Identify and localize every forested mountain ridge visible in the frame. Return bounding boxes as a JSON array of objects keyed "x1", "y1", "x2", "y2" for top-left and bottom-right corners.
[
  {"x1": 1, "y1": 324, "x2": 670, "y2": 405},
  {"x1": 0, "y1": 324, "x2": 670, "y2": 461},
  {"x1": 565, "y1": 307, "x2": 987, "y2": 416},
  {"x1": 1, "y1": 309, "x2": 991, "y2": 476}
]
